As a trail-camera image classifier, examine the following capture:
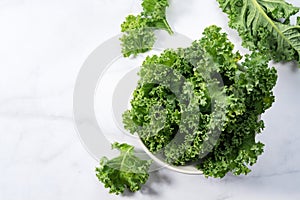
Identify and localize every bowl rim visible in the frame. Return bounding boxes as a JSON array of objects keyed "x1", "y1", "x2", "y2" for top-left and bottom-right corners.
[{"x1": 138, "y1": 138, "x2": 203, "y2": 175}]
